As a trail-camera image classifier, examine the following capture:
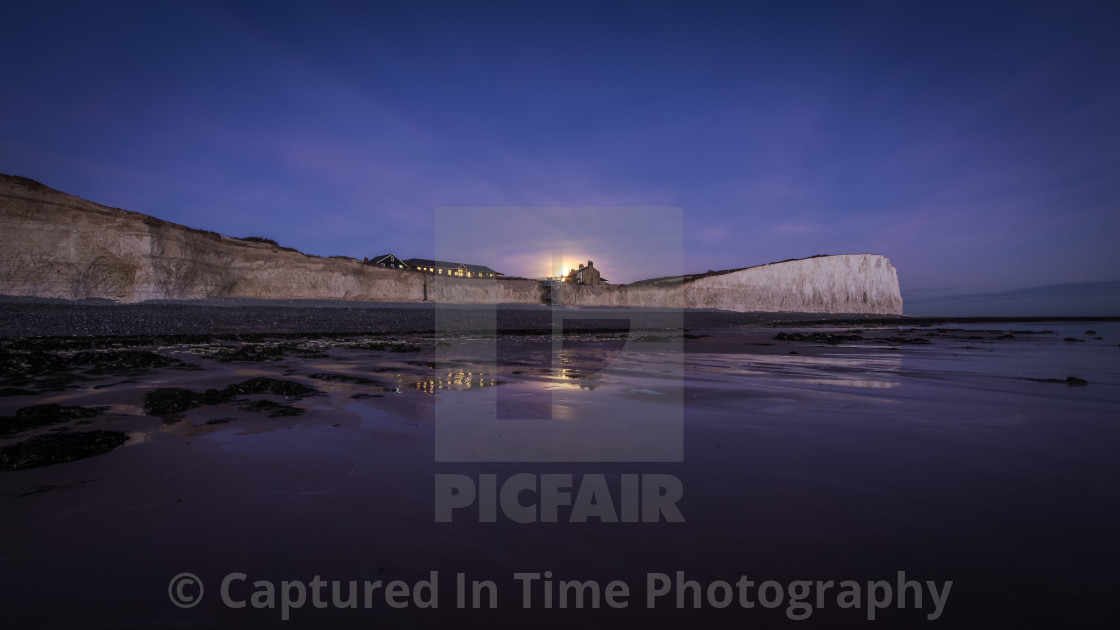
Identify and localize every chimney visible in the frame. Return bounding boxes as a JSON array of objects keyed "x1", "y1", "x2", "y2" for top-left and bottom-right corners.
[
  {"x1": 578, "y1": 263, "x2": 584, "y2": 269},
  {"x1": 587, "y1": 260, "x2": 594, "y2": 267}
]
